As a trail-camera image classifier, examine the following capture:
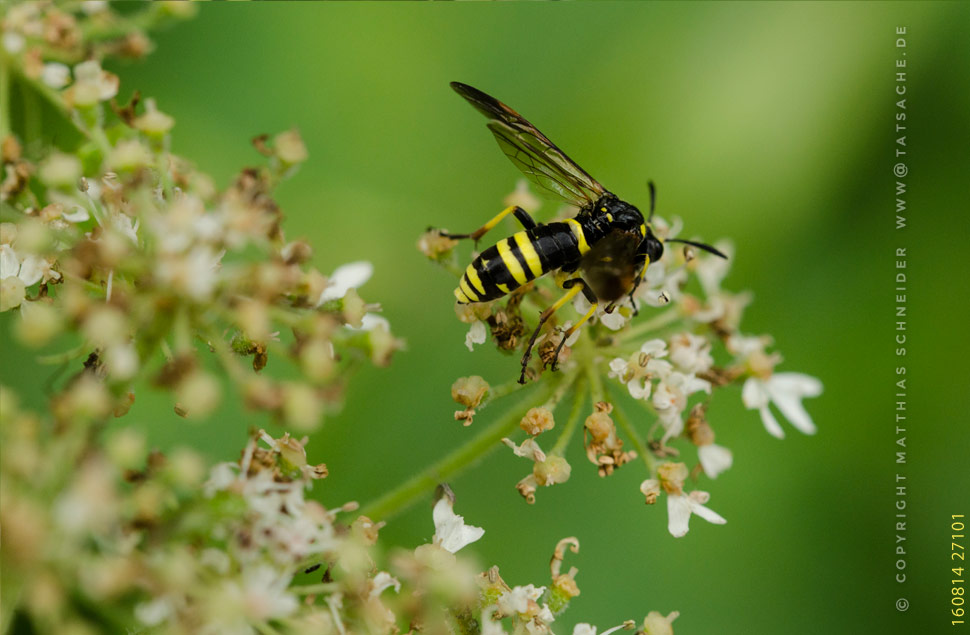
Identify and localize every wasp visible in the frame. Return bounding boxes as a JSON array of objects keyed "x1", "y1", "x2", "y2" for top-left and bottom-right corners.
[{"x1": 441, "y1": 82, "x2": 725, "y2": 384}]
